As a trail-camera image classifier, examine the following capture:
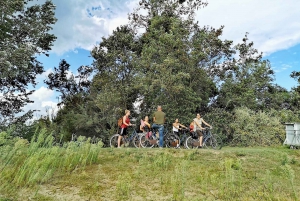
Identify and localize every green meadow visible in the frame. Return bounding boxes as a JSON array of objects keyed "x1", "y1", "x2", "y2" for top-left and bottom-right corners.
[{"x1": 0, "y1": 132, "x2": 299, "y2": 201}]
